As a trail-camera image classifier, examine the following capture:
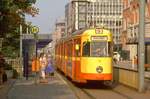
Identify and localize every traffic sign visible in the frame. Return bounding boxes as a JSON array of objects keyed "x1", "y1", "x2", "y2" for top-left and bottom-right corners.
[{"x1": 31, "y1": 26, "x2": 39, "y2": 34}]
